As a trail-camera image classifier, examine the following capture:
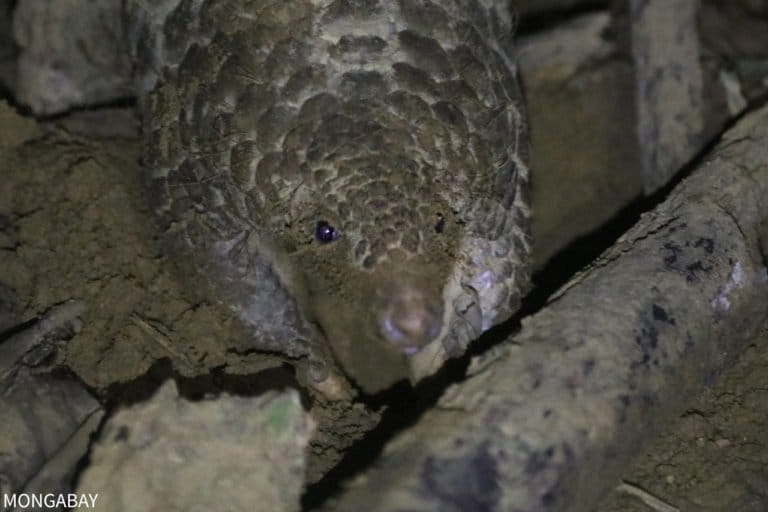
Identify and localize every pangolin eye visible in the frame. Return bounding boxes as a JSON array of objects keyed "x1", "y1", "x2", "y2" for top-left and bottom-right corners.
[{"x1": 315, "y1": 221, "x2": 339, "y2": 244}]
